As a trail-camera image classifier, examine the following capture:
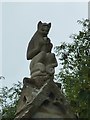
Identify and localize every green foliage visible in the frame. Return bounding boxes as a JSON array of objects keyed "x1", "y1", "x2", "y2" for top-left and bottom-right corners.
[
  {"x1": 0, "y1": 81, "x2": 22, "y2": 119},
  {"x1": 55, "y1": 19, "x2": 90, "y2": 119}
]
